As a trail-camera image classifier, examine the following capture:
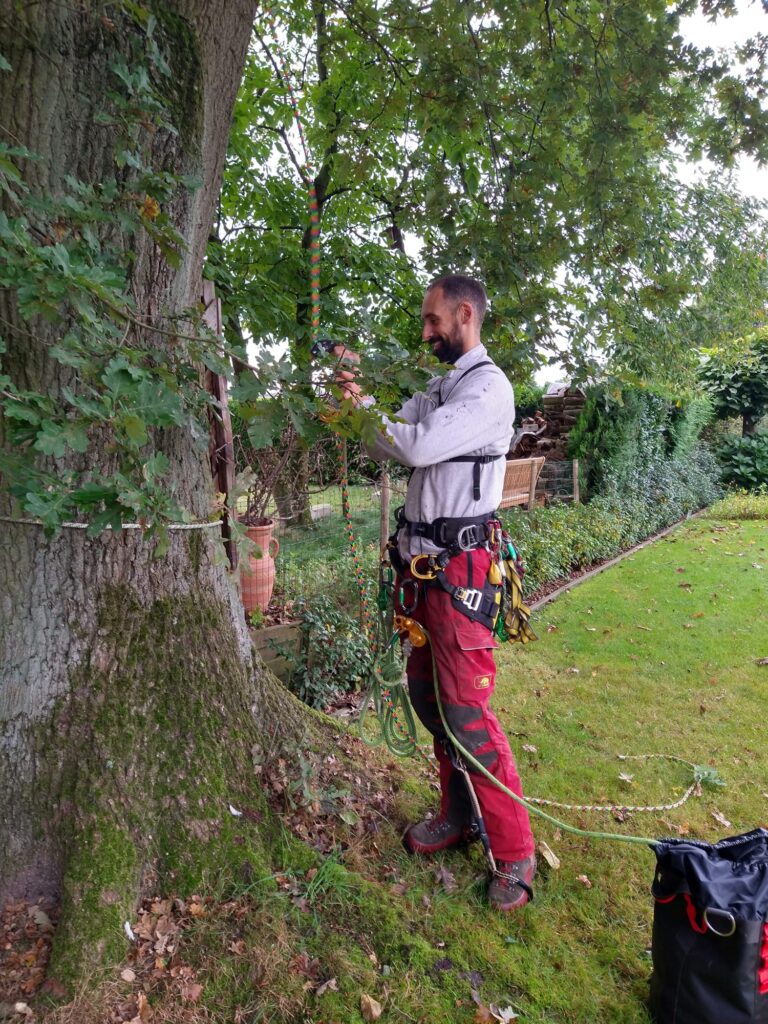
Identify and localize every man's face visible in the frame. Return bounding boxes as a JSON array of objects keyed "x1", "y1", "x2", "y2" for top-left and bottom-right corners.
[{"x1": 421, "y1": 286, "x2": 465, "y2": 364}]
